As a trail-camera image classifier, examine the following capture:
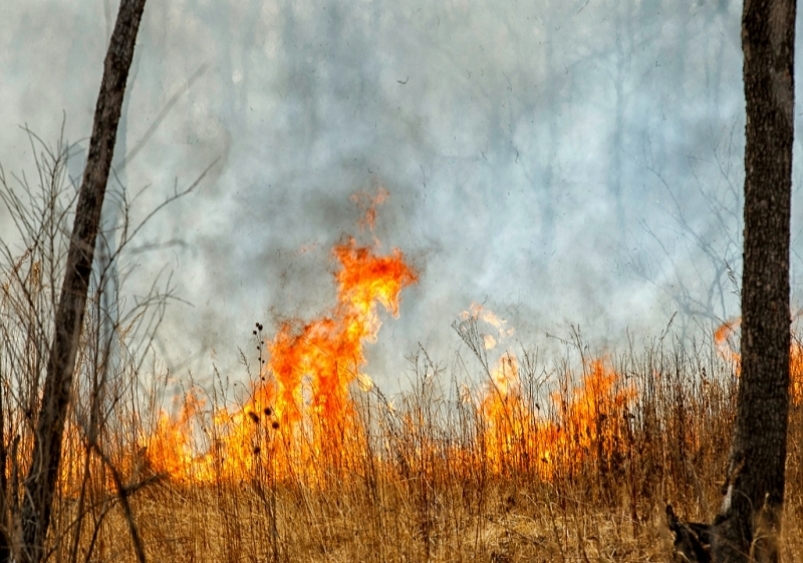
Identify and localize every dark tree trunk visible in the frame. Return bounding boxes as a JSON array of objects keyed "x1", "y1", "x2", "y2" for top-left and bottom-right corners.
[
  {"x1": 17, "y1": 2, "x2": 147, "y2": 562},
  {"x1": 713, "y1": 1, "x2": 796, "y2": 561},
  {"x1": 668, "y1": 1, "x2": 796, "y2": 562}
]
